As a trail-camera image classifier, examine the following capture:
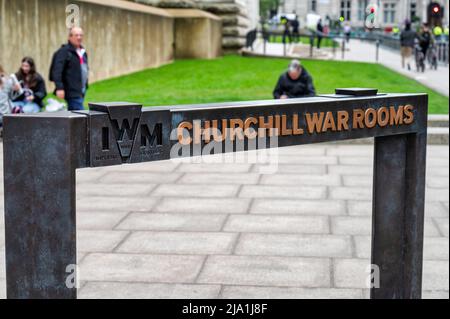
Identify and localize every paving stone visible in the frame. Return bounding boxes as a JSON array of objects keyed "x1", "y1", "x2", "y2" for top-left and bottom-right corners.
[
  {"x1": 334, "y1": 258, "x2": 450, "y2": 291},
  {"x1": 434, "y1": 217, "x2": 449, "y2": 237},
  {"x1": 77, "y1": 196, "x2": 159, "y2": 212},
  {"x1": 76, "y1": 169, "x2": 108, "y2": 183},
  {"x1": 116, "y1": 231, "x2": 237, "y2": 255},
  {"x1": 330, "y1": 187, "x2": 372, "y2": 200},
  {"x1": 326, "y1": 146, "x2": 373, "y2": 156},
  {"x1": 342, "y1": 176, "x2": 372, "y2": 187},
  {"x1": 0, "y1": 248, "x2": 4, "y2": 279},
  {"x1": 250, "y1": 199, "x2": 346, "y2": 215},
  {"x1": 197, "y1": 255, "x2": 330, "y2": 288},
  {"x1": 332, "y1": 217, "x2": 441, "y2": 237},
  {"x1": 348, "y1": 201, "x2": 450, "y2": 217},
  {"x1": 354, "y1": 235, "x2": 449, "y2": 260},
  {"x1": 99, "y1": 172, "x2": 182, "y2": 184},
  {"x1": 177, "y1": 163, "x2": 252, "y2": 173},
  {"x1": 117, "y1": 213, "x2": 226, "y2": 231},
  {"x1": 221, "y1": 286, "x2": 364, "y2": 299},
  {"x1": 275, "y1": 156, "x2": 338, "y2": 165},
  {"x1": 333, "y1": 258, "x2": 371, "y2": 288},
  {"x1": 422, "y1": 290, "x2": 450, "y2": 299},
  {"x1": 427, "y1": 166, "x2": 449, "y2": 177},
  {"x1": 423, "y1": 260, "x2": 450, "y2": 291},
  {"x1": 96, "y1": 161, "x2": 180, "y2": 173},
  {"x1": 179, "y1": 173, "x2": 259, "y2": 185},
  {"x1": 154, "y1": 198, "x2": 250, "y2": 214},
  {"x1": 0, "y1": 279, "x2": 4, "y2": 299},
  {"x1": 77, "y1": 230, "x2": 129, "y2": 253},
  {"x1": 235, "y1": 234, "x2": 352, "y2": 258},
  {"x1": 76, "y1": 184, "x2": 155, "y2": 197},
  {"x1": 79, "y1": 282, "x2": 221, "y2": 299},
  {"x1": 277, "y1": 146, "x2": 326, "y2": 156},
  {"x1": 239, "y1": 185, "x2": 326, "y2": 199},
  {"x1": 77, "y1": 212, "x2": 129, "y2": 230},
  {"x1": 426, "y1": 157, "x2": 450, "y2": 167},
  {"x1": 251, "y1": 164, "x2": 327, "y2": 174},
  {"x1": 152, "y1": 184, "x2": 239, "y2": 198},
  {"x1": 328, "y1": 165, "x2": 374, "y2": 176},
  {"x1": 426, "y1": 188, "x2": 450, "y2": 203},
  {"x1": 79, "y1": 253, "x2": 204, "y2": 283},
  {"x1": 223, "y1": 215, "x2": 329, "y2": 234},
  {"x1": 339, "y1": 157, "x2": 373, "y2": 166},
  {"x1": 260, "y1": 174, "x2": 341, "y2": 186}
]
